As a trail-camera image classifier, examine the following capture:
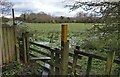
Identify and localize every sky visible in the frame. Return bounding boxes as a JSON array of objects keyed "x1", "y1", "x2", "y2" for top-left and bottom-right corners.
[
  {"x1": 5, "y1": 0, "x2": 81, "y2": 17},
  {"x1": 2, "y1": 0, "x2": 120, "y2": 18}
]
